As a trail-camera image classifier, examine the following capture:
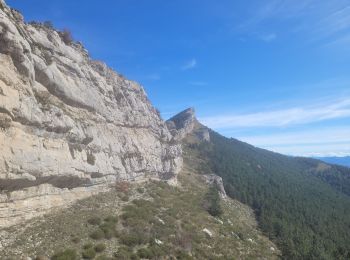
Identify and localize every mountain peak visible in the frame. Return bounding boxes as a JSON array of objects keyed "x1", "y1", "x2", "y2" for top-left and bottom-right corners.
[
  {"x1": 166, "y1": 108, "x2": 196, "y2": 141},
  {"x1": 168, "y1": 107, "x2": 196, "y2": 128}
]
